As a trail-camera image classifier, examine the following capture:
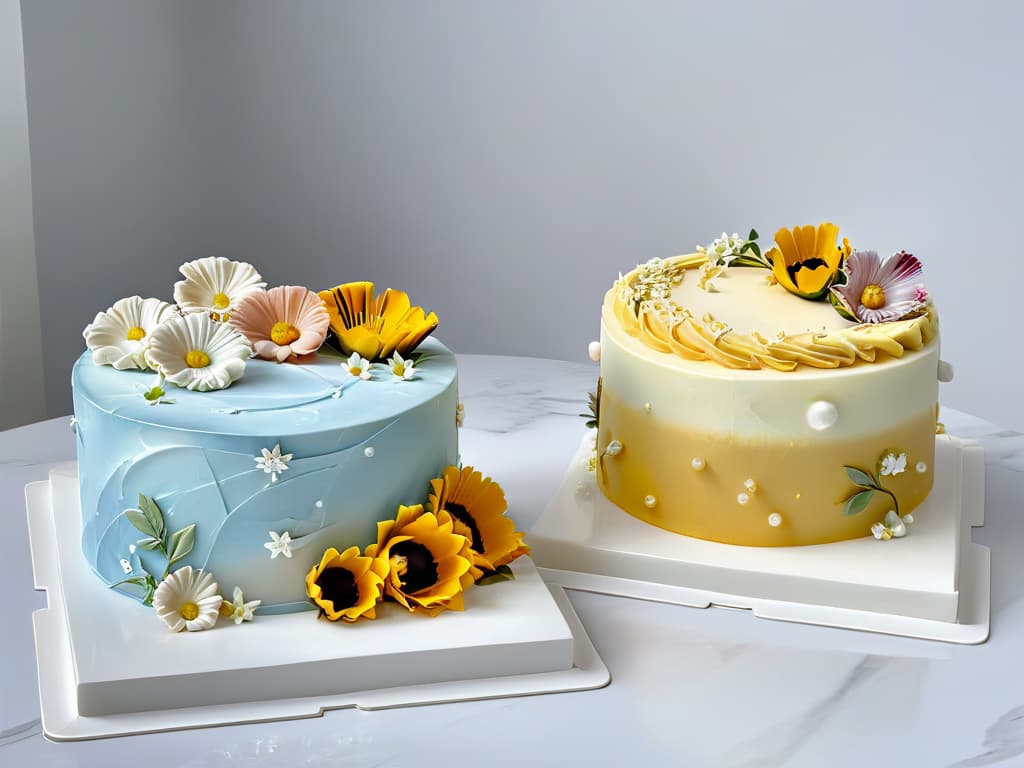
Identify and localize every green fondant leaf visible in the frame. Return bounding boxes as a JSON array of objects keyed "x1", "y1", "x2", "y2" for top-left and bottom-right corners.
[
  {"x1": 110, "y1": 575, "x2": 149, "y2": 589},
  {"x1": 137, "y1": 494, "x2": 165, "y2": 539},
  {"x1": 828, "y1": 290, "x2": 858, "y2": 322},
  {"x1": 844, "y1": 466, "x2": 876, "y2": 489},
  {"x1": 136, "y1": 536, "x2": 162, "y2": 551},
  {"x1": 476, "y1": 564, "x2": 515, "y2": 585},
  {"x1": 844, "y1": 489, "x2": 874, "y2": 516},
  {"x1": 125, "y1": 508, "x2": 159, "y2": 539},
  {"x1": 748, "y1": 228, "x2": 759, "y2": 241},
  {"x1": 167, "y1": 524, "x2": 197, "y2": 566},
  {"x1": 143, "y1": 386, "x2": 165, "y2": 402}
]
